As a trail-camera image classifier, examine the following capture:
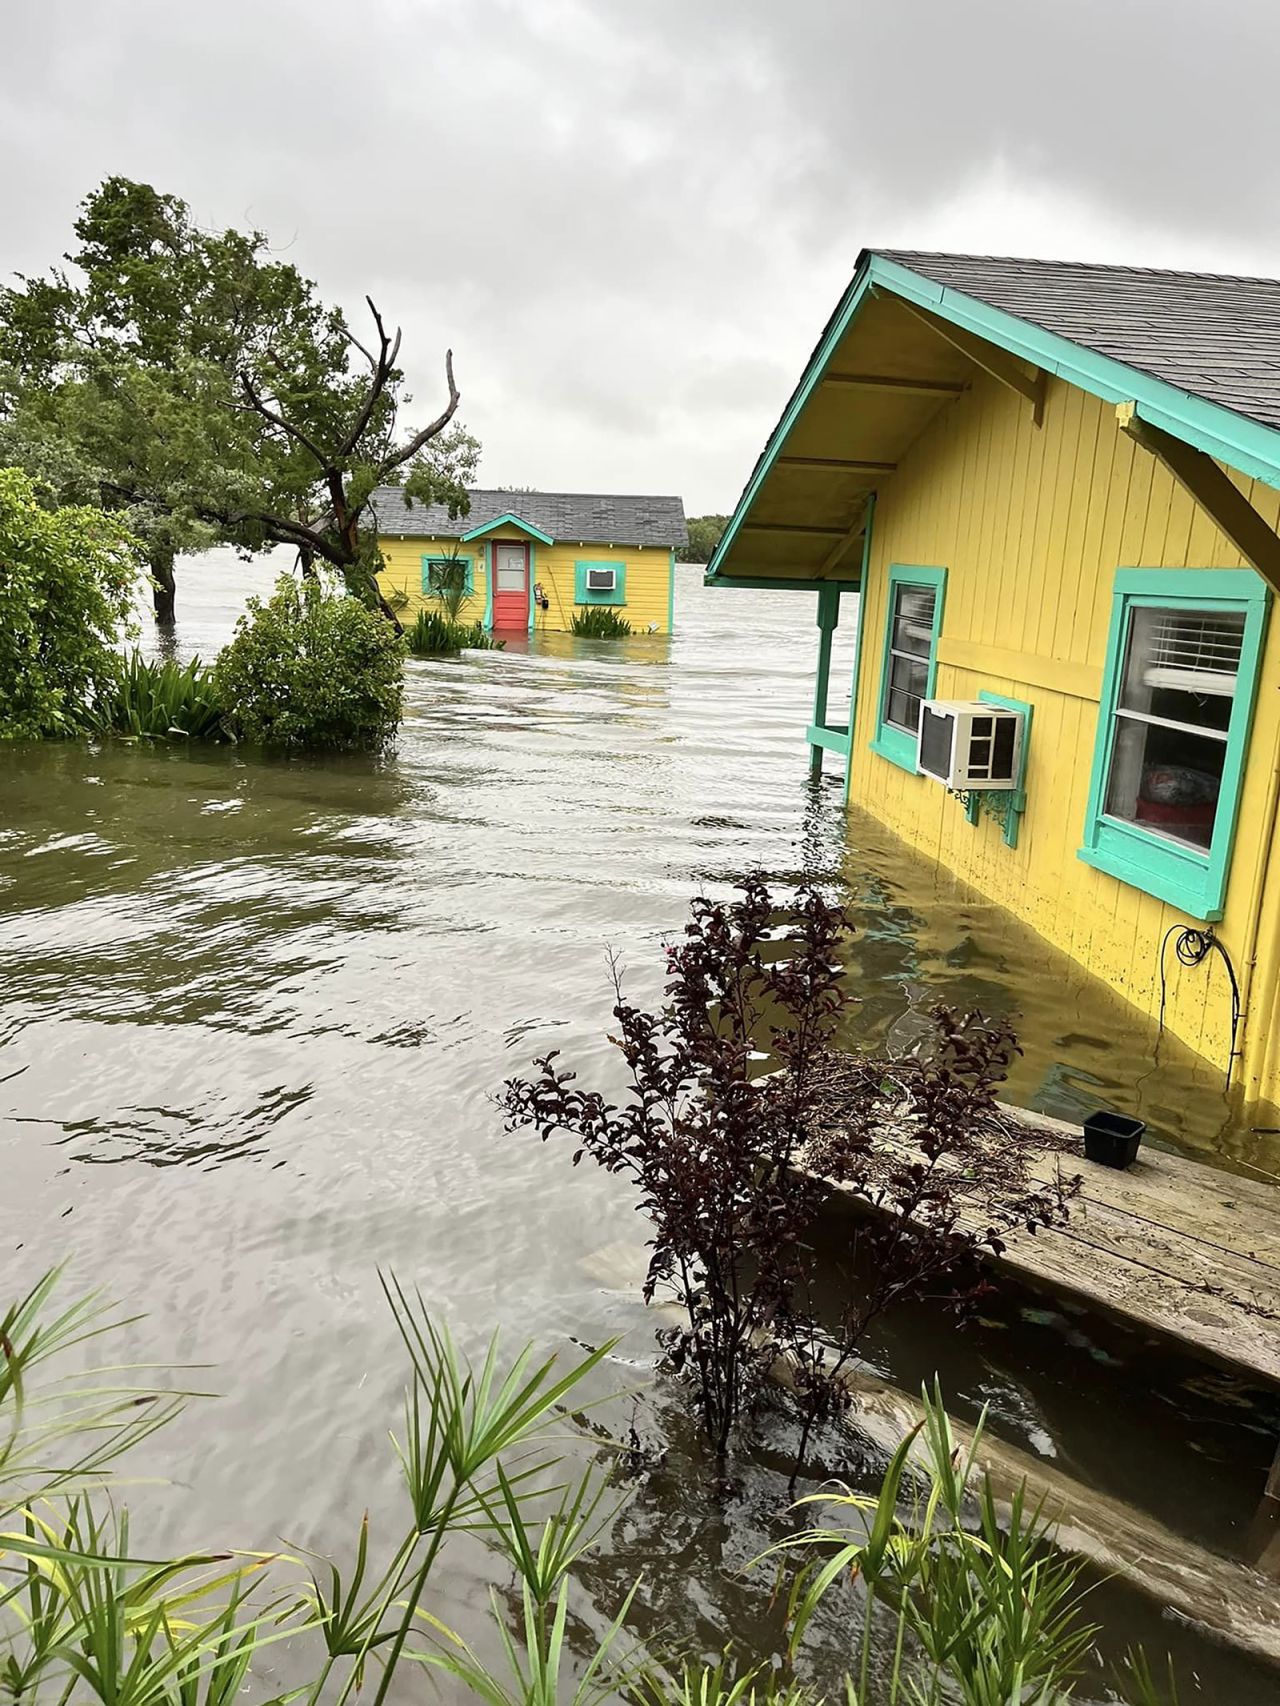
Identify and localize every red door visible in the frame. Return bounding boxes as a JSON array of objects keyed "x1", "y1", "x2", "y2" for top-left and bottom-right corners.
[{"x1": 492, "y1": 540, "x2": 530, "y2": 629}]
